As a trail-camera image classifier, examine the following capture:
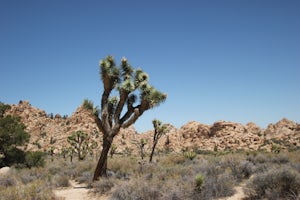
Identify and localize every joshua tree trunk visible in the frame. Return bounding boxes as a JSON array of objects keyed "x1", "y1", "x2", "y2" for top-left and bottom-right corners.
[
  {"x1": 93, "y1": 135, "x2": 113, "y2": 180},
  {"x1": 149, "y1": 141, "x2": 158, "y2": 163}
]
